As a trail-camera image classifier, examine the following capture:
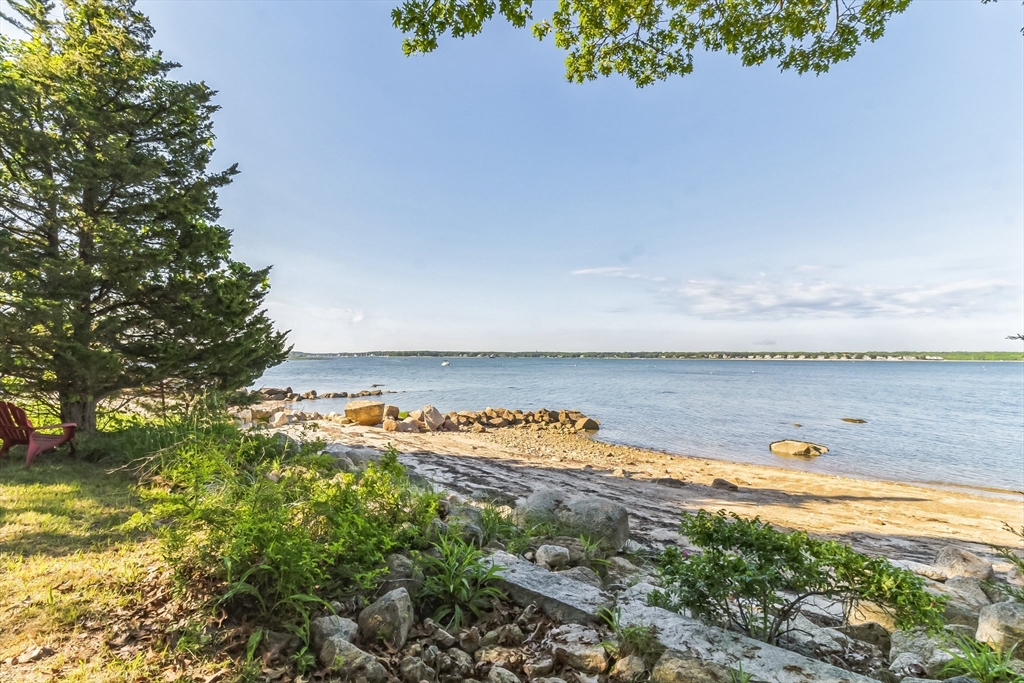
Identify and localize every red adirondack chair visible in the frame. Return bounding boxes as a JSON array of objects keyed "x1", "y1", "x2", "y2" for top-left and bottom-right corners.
[{"x1": 0, "y1": 402, "x2": 77, "y2": 467}]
